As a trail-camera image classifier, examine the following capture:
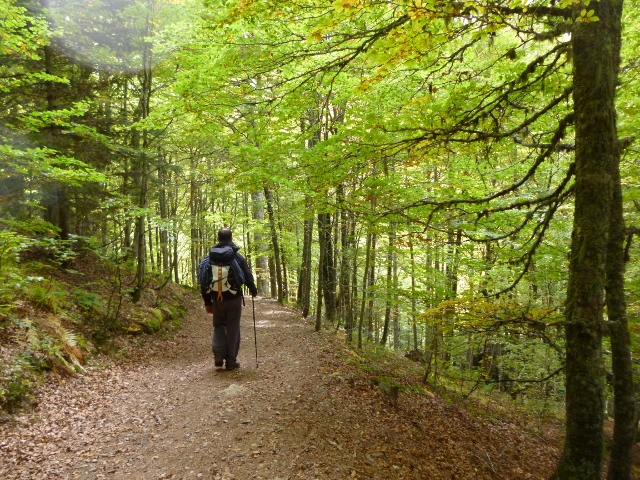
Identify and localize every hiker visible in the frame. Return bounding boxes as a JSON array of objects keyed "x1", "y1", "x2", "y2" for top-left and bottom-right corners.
[{"x1": 200, "y1": 228, "x2": 258, "y2": 370}]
